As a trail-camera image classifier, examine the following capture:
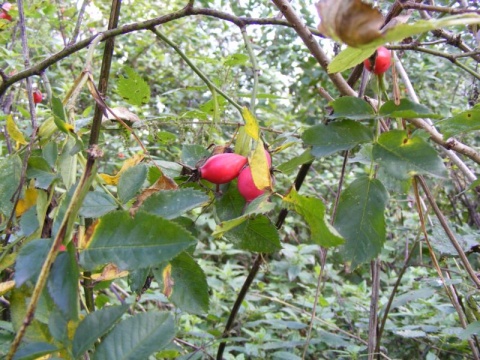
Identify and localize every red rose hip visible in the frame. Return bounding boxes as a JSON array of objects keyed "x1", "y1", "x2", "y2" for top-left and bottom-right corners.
[
  {"x1": 199, "y1": 153, "x2": 247, "y2": 184},
  {"x1": 364, "y1": 46, "x2": 391, "y2": 75},
  {"x1": 237, "y1": 166, "x2": 266, "y2": 202},
  {"x1": 33, "y1": 90, "x2": 43, "y2": 104}
]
